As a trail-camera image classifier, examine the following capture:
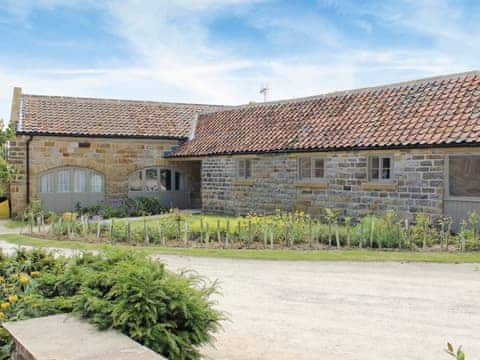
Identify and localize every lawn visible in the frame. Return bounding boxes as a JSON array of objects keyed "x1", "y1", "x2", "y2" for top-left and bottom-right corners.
[{"x1": 1, "y1": 234, "x2": 480, "y2": 263}]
